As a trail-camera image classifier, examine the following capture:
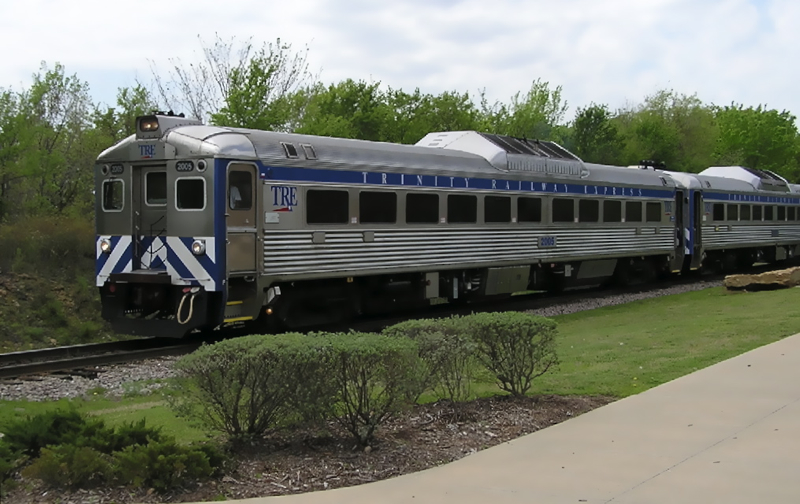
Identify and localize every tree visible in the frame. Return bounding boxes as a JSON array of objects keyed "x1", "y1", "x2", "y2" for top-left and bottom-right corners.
[
  {"x1": 481, "y1": 79, "x2": 568, "y2": 141},
  {"x1": 148, "y1": 35, "x2": 313, "y2": 129},
  {"x1": 614, "y1": 90, "x2": 717, "y2": 172},
  {"x1": 296, "y1": 79, "x2": 389, "y2": 141},
  {"x1": 713, "y1": 104, "x2": 799, "y2": 181},
  {"x1": 92, "y1": 85, "x2": 158, "y2": 144},
  {"x1": 0, "y1": 89, "x2": 26, "y2": 220},
  {"x1": 381, "y1": 88, "x2": 484, "y2": 144},
  {"x1": 572, "y1": 103, "x2": 623, "y2": 165},
  {"x1": 8, "y1": 63, "x2": 95, "y2": 216}
]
